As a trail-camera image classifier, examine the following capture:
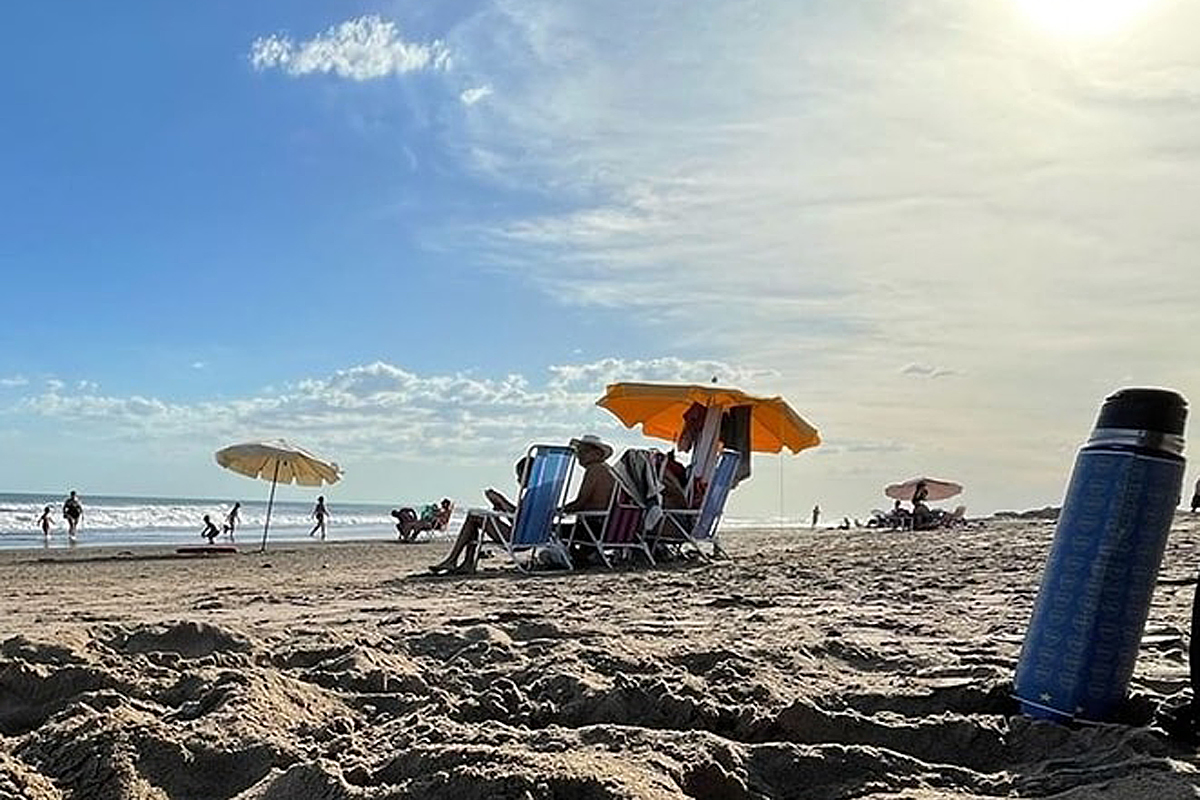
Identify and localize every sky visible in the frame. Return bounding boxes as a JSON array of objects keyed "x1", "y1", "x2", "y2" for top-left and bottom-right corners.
[{"x1": 2, "y1": 0, "x2": 1199, "y2": 521}]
